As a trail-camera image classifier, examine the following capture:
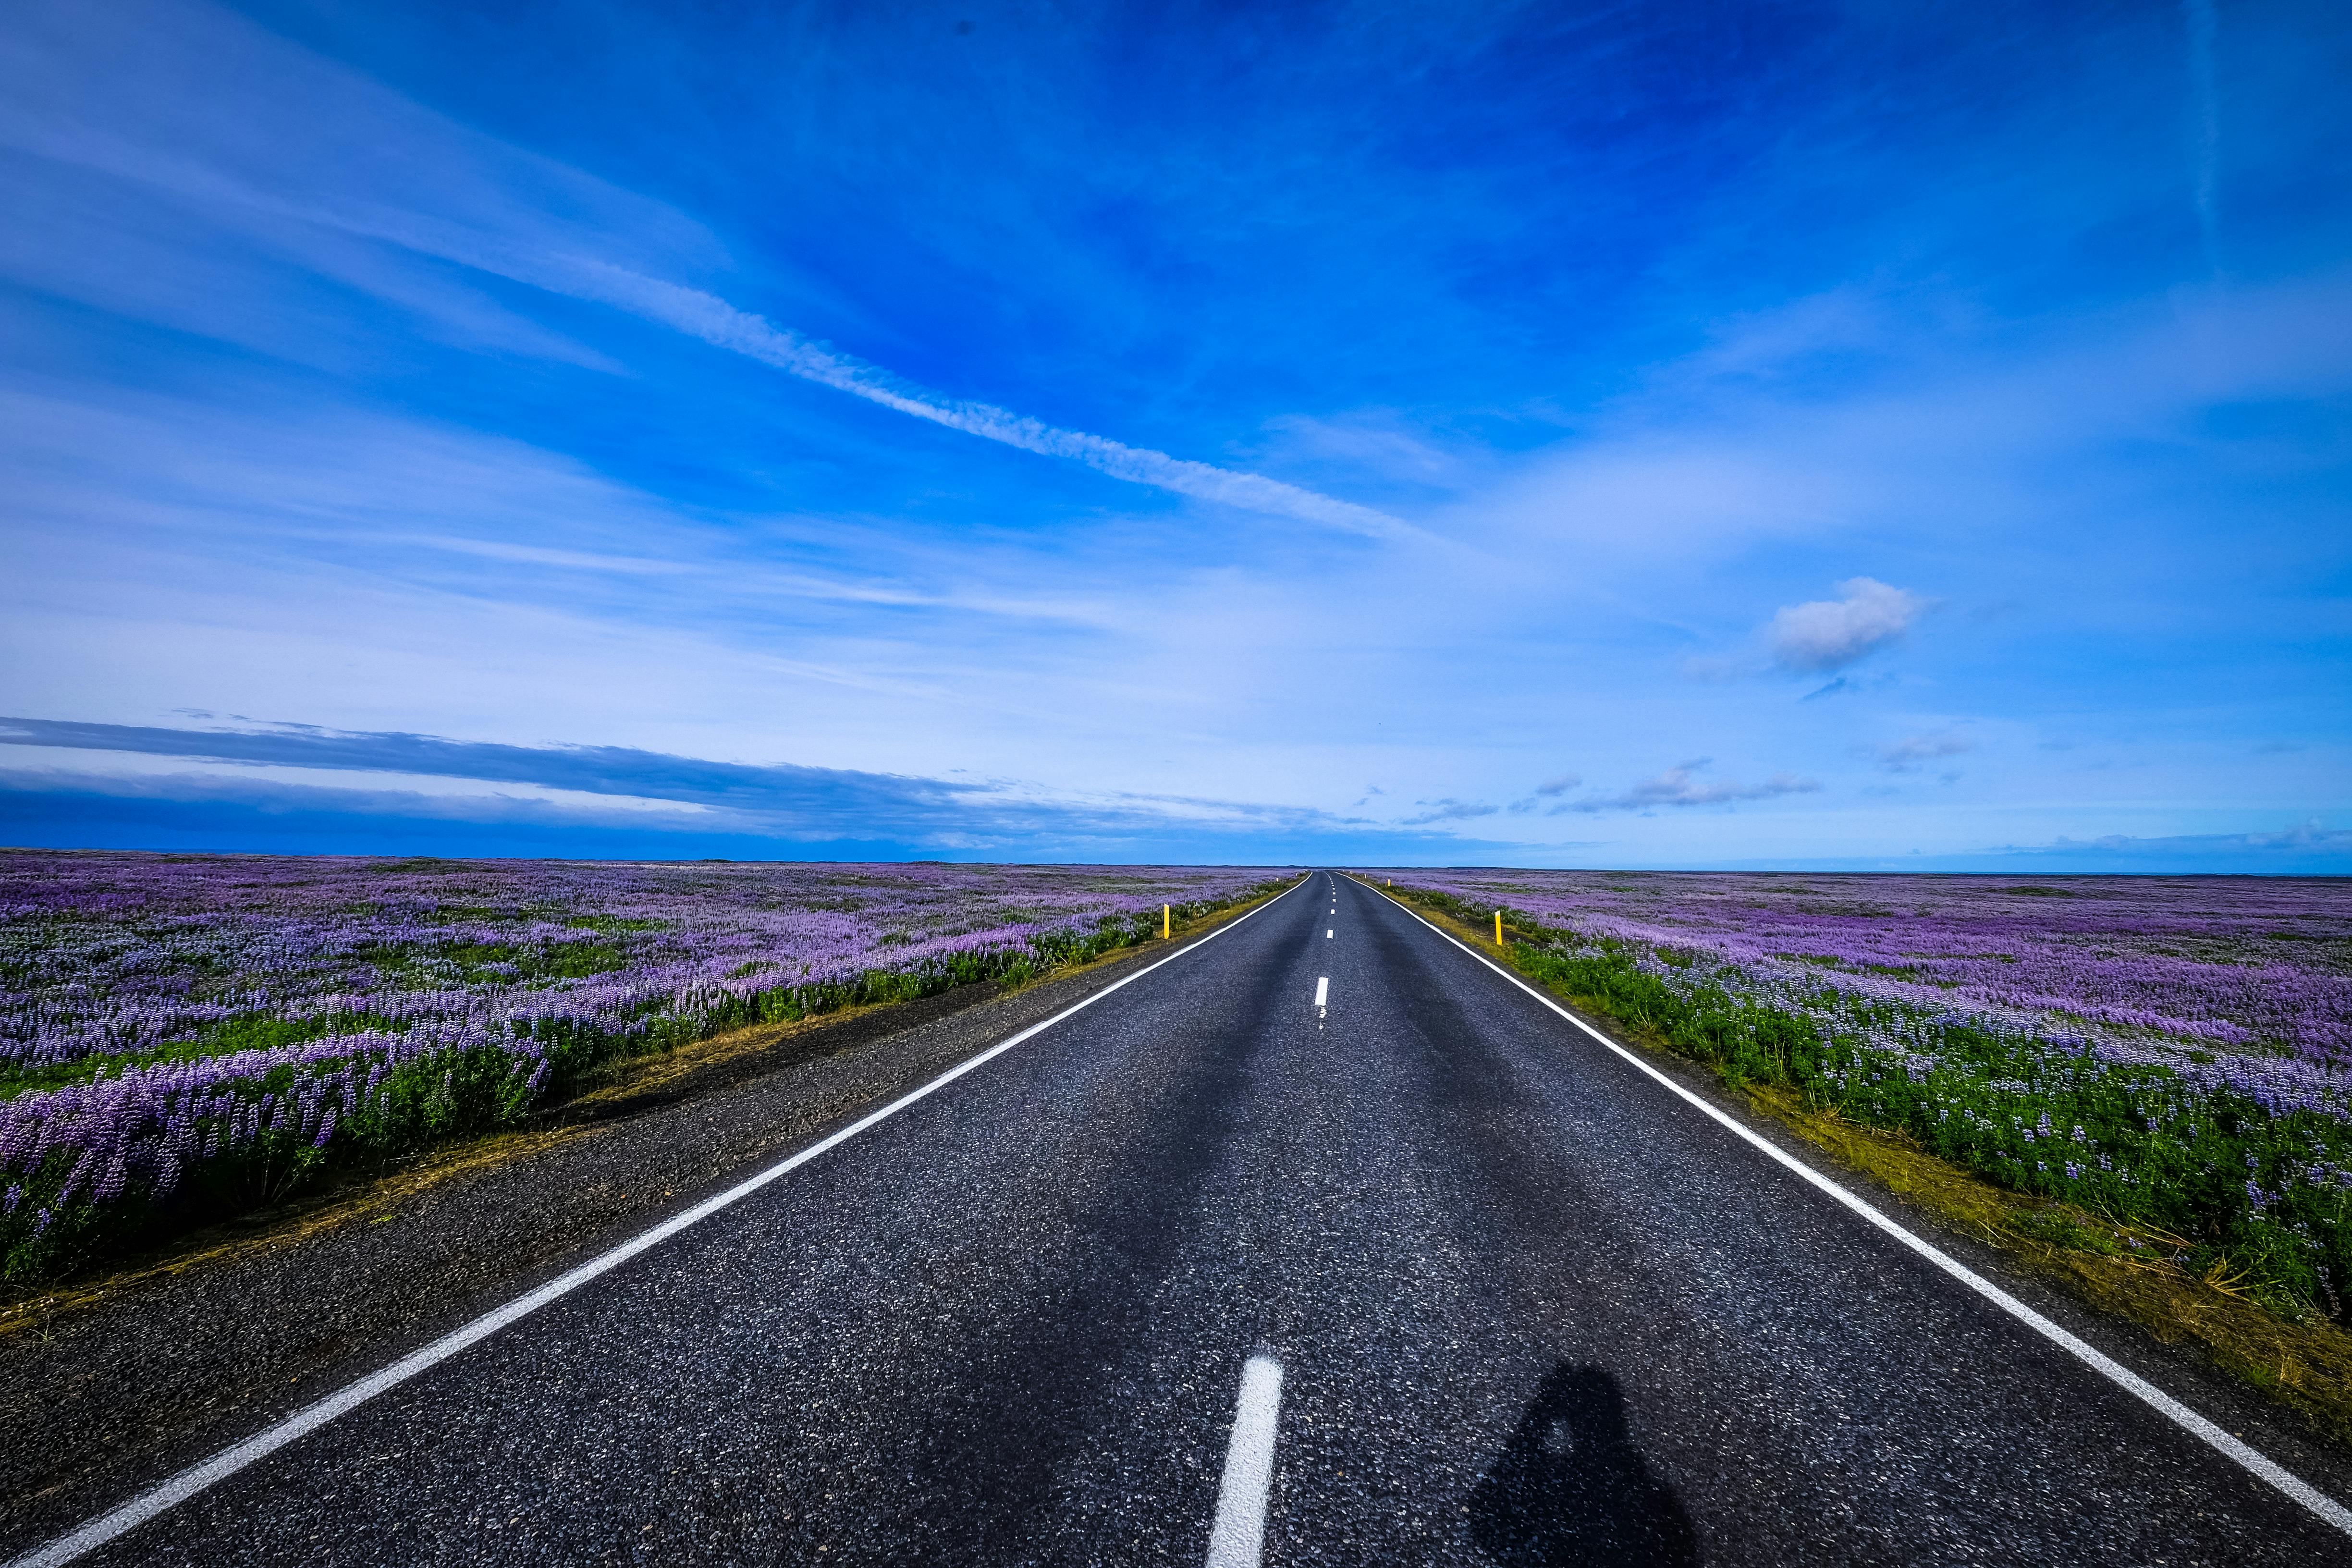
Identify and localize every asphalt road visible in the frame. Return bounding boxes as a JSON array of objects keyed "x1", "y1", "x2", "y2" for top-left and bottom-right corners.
[{"x1": 18, "y1": 871, "x2": 2352, "y2": 1565}]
